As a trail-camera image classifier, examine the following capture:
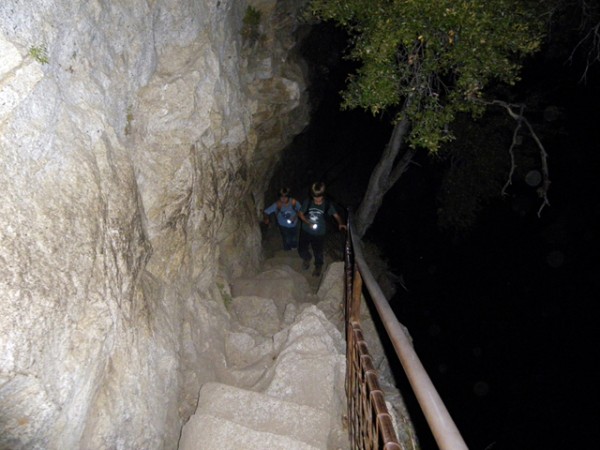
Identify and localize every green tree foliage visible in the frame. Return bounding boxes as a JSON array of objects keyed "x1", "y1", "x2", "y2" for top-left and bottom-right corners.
[
  {"x1": 310, "y1": 0, "x2": 545, "y2": 150},
  {"x1": 309, "y1": 0, "x2": 548, "y2": 236}
]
